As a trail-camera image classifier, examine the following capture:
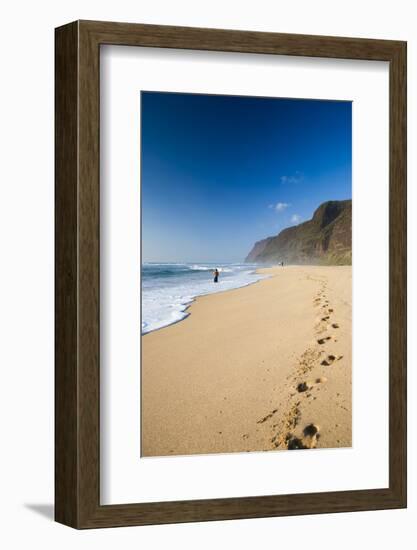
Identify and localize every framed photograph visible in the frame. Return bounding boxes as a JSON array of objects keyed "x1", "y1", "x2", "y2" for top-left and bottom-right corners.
[{"x1": 55, "y1": 20, "x2": 406, "y2": 528}]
